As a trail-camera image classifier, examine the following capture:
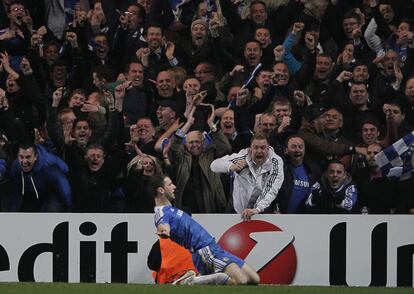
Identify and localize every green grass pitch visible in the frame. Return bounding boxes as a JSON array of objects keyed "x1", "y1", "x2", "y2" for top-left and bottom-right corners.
[{"x1": 0, "y1": 283, "x2": 412, "y2": 294}]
